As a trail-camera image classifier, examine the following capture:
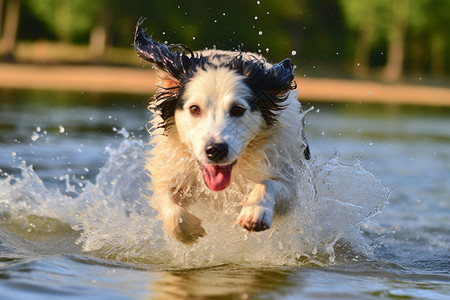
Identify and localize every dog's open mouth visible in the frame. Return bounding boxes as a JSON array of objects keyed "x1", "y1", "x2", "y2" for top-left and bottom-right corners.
[{"x1": 201, "y1": 163, "x2": 233, "y2": 191}]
